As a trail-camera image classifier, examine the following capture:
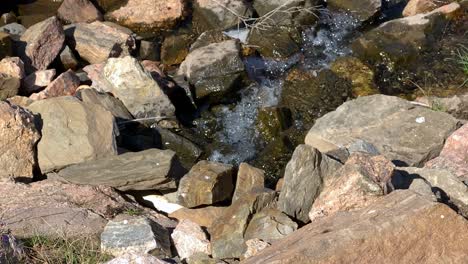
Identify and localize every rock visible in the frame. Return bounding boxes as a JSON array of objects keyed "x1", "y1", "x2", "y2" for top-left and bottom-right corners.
[
  {"x1": 253, "y1": 0, "x2": 318, "y2": 26},
  {"x1": 6, "y1": 96, "x2": 34, "y2": 108},
  {"x1": 256, "y1": 107, "x2": 292, "y2": 144},
  {"x1": 102, "y1": 56, "x2": 175, "y2": 120},
  {"x1": 0, "y1": 23, "x2": 25, "y2": 42},
  {"x1": 0, "y1": 179, "x2": 140, "y2": 238},
  {"x1": 18, "y1": 16, "x2": 65, "y2": 72},
  {"x1": 280, "y1": 68, "x2": 351, "y2": 131},
  {"x1": 169, "y1": 206, "x2": 227, "y2": 229},
  {"x1": 247, "y1": 26, "x2": 301, "y2": 59},
  {"x1": 171, "y1": 219, "x2": 211, "y2": 260},
  {"x1": 305, "y1": 95, "x2": 459, "y2": 166},
  {"x1": 29, "y1": 69, "x2": 80, "y2": 100},
  {"x1": 0, "y1": 57, "x2": 25, "y2": 79},
  {"x1": 27, "y1": 96, "x2": 118, "y2": 173},
  {"x1": 330, "y1": 56, "x2": 379, "y2": 97},
  {"x1": 232, "y1": 163, "x2": 265, "y2": 202},
  {"x1": 243, "y1": 239, "x2": 270, "y2": 260},
  {"x1": 244, "y1": 208, "x2": 298, "y2": 243},
  {"x1": 141, "y1": 195, "x2": 184, "y2": 214},
  {"x1": 396, "y1": 167, "x2": 468, "y2": 216},
  {"x1": 139, "y1": 40, "x2": 159, "y2": 61},
  {"x1": 408, "y1": 178, "x2": 437, "y2": 200},
  {"x1": 210, "y1": 189, "x2": 277, "y2": 259},
  {"x1": 327, "y1": 0, "x2": 382, "y2": 22},
  {"x1": 59, "y1": 45, "x2": 79, "y2": 70},
  {"x1": 431, "y1": 2, "x2": 462, "y2": 19},
  {"x1": 178, "y1": 40, "x2": 245, "y2": 102},
  {"x1": 22, "y1": 69, "x2": 55, "y2": 94},
  {"x1": 76, "y1": 88, "x2": 133, "y2": 120},
  {"x1": 0, "y1": 31, "x2": 12, "y2": 58},
  {"x1": 425, "y1": 123, "x2": 468, "y2": 181},
  {"x1": 0, "y1": 102, "x2": 40, "y2": 180},
  {"x1": 309, "y1": 153, "x2": 395, "y2": 222},
  {"x1": 177, "y1": 161, "x2": 234, "y2": 208},
  {"x1": 101, "y1": 216, "x2": 171, "y2": 257},
  {"x1": 0, "y1": 74, "x2": 19, "y2": 100},
  {"x1": 277, "y1": 145, "x2": 342, "y2": 223},
  {"x1": 190, "y1": 30, "x2": 230, "y2": 51},
  {"x1": 58, "y1": 0, "x2": 103, "y2": 23},
  {"x1": 105, "y1": 0, "x2": 185, "y2": 35},
  {"x1": 415, "y1": 93, "x2": 468, "y2": 120},
  {"x1": 187, "y1": 253, "x2": 225, "y2": 264},
  {"x1": 275, "y1": 178, "x2": 284, "y2": 192},
  {"x1": 403, "y1": 0, "x2": 441, "y2": 17},
  {"x1": 242, "y1": 190, "x2": 468, "y2": 264},
  {"x1": 0, "y1": 12, "x2": 17, "y2": 26},
  {"x1": 51, "y1": 149, "x2": 183, "y2": 191},
  {"x1": 66, "y1": 21, "x2": 136, "y2": 64},
  {"x1": 192, "y1": 0, "x2": 252, "y2": 32},
  {"x1": 161, "y1": 34, "x2": 193, "y2": 65},
  {"x1": 104, "y1": 253, "x2": 170, "y2": 264}
]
